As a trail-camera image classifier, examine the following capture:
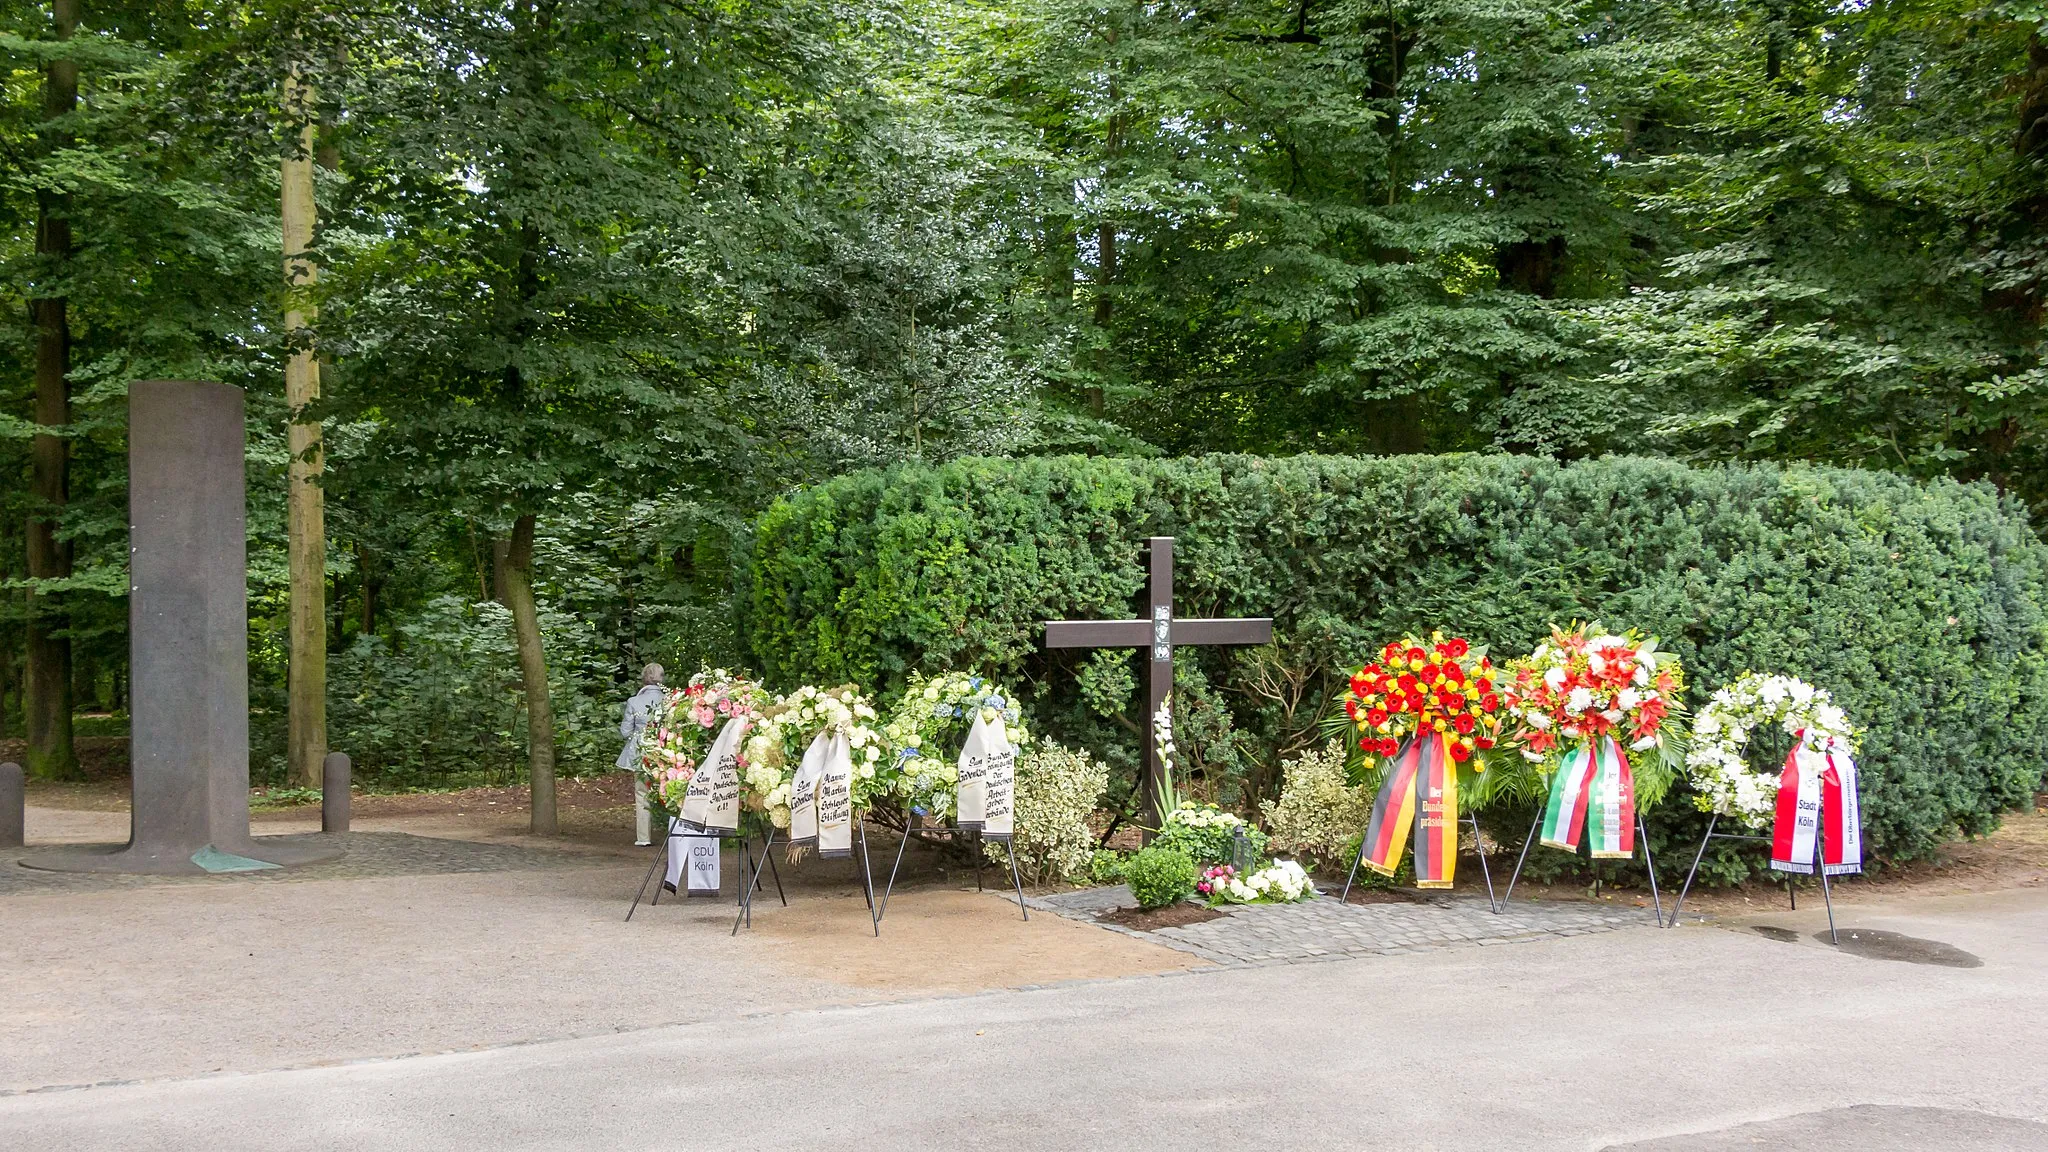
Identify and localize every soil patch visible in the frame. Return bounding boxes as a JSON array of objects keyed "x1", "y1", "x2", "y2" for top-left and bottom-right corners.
[
  {"x1": 749, "y1": 888, "x2": 1207, "y2": 989},
  {"x1": 1097, "y1": 902, "x2": 1228, "y2": 930}
]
